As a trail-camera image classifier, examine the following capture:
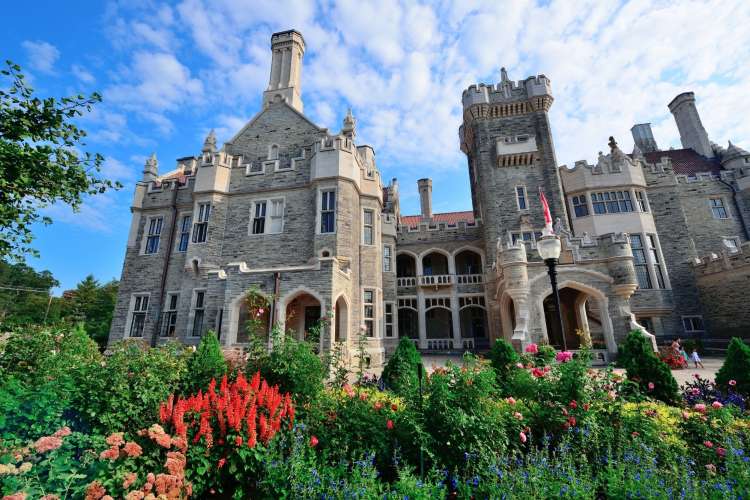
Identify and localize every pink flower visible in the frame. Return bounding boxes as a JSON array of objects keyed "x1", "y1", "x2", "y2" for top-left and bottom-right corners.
[
  {"x1": 106, "y1": 433, "x2": 125, "y2": 447},
  {"x1": 519, "y1": 432, "x2": 527, "y2": 444},
  {"x1": 716, "y1": 447, "x2": 726, "y2": 457},
  {"x1": 218, "y1": 458, "x2": 226, "y2": 468},
  {"x1": 682, "y1": 411, "x2": 691, "y2": 420},
  {"x1": 691, "y1": 388, "x2": 700, "y2": 396},
  {"x1": 712, "y1": 401, "x2": 723, "y2": 409},
  {"x1": 53, "y1": 427, "x2": 71, "y2": 438},
  {"x1": 531, "y1": 368, "x2": 546, "y2": 378},
  {"x1": 343, "y1": 384, "x2": 355, "y2": 398},
  {"x1": 122, "y1": 472, "x2": 137, "y2": 489},
  {"x1": 703, "y1": 440, "x2": 713, "y2": 448},
  {"x1": 386, "y1": 419, "x2": 394, "y2": 430},
  {"x1": 729, "y1": 379, "x2": 737, "y2": 386},
  {"x1": 525, "y1": 343, "x2": 538, "y2": 354},
  {"x1": 631, "y1": 431, "x2": 639, "y2": 437},
  {"x1": 694, "y1": 403, "x2": 706, "y2": 413},
  {"x1": 506, "y1": 397, "x2": 516, "y2": 405},
  {"x1": 647, "y1": 382, "x2": 655, "y2": 391},
  {"x1": 310, "y1": 436, "x2": 319, "y2": 447},
  {"x1": 123, "y1": 442, "x2": 142, "y2": 458},
  {"x1": 513, "y1": 412, "x2": 523, "y2": 420},
  {"x1": 515, "y1": 363, "x2": 524, "y2": 369},
  {"x1": 374, "y1": 402, "x2": 383, "y2": 411},
  {"x1": 706, "y1": 463, "x2": 716, "y2": 474},
  {"x1": 34, "y1": 436, "x2": 63, "y2": 454},
  {"x1": 555, "y1": 351, "x2": 573, "y2": 363}
]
